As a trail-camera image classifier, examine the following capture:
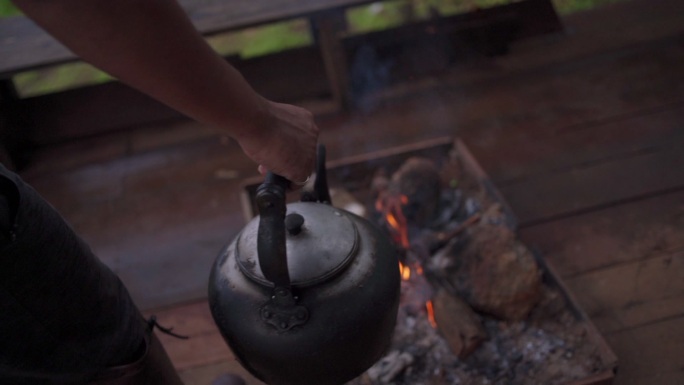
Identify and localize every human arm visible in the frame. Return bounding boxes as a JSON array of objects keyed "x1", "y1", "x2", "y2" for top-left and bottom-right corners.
[{"x1": 11, "y1": 0, "x2": 318, "y2": 183}]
